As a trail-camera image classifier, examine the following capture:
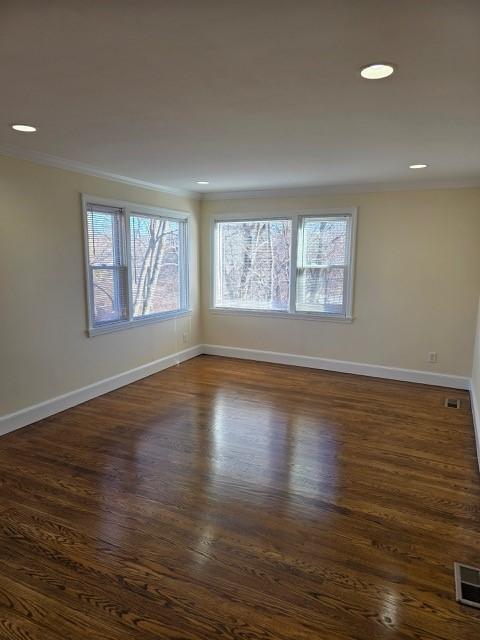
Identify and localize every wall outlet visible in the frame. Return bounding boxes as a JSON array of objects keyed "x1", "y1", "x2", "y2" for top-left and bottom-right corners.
[
  {"x1": 182, "y1": 332, "x2": 189, "y2": 344},
  {"x1": 428, "y1": 352, "x2": 438, "y2": 363}
]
